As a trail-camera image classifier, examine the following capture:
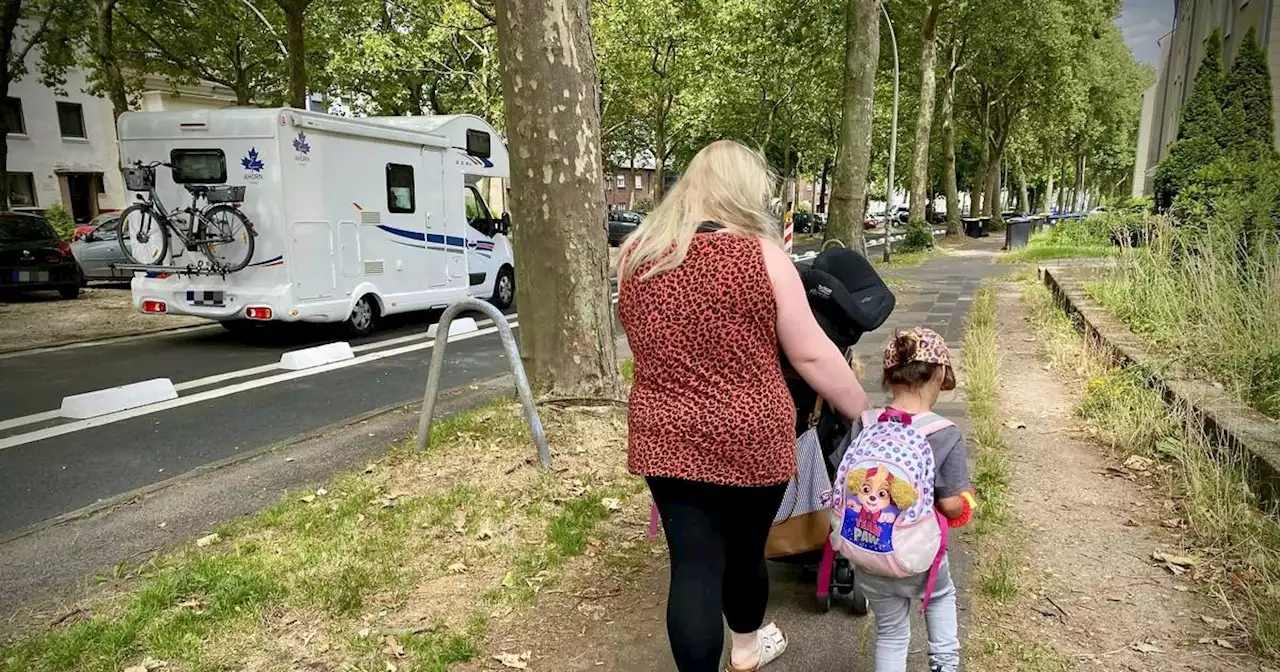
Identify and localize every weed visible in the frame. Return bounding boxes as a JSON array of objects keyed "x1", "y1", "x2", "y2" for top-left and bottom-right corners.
[
  {"x1": 976, "y1": 550, "x2": 1020, "y2": 602},
  {"x1": 620, "y1": 359, "x2": 634, "y2": 386},
  {"x1": 1001, "y1": 243, "x2": 1114, "y2": 264}
]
